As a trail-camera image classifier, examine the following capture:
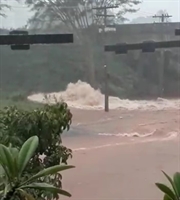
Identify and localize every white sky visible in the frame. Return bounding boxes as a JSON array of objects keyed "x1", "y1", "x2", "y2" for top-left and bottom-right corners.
[{"x1": 0, "y1": 0, "x2": 179, "y2": 29}]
